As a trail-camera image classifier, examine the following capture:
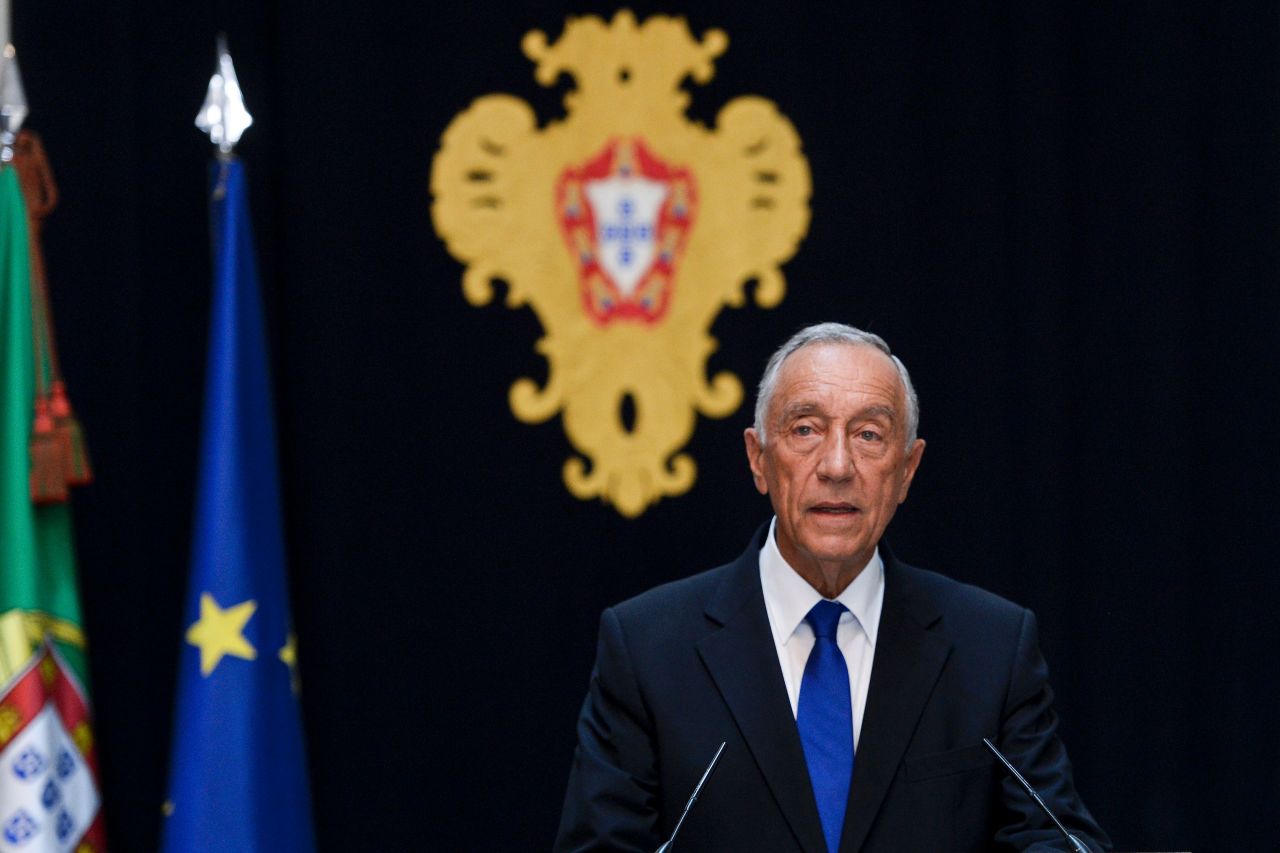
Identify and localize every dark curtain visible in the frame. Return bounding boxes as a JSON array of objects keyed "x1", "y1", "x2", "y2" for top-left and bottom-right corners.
[{"x1": 15, "y1": 1, "x2": 1278, "y2": 849}]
